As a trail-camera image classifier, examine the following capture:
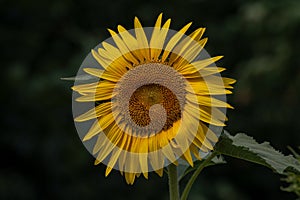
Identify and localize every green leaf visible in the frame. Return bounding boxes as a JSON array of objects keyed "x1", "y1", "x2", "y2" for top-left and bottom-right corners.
[{"x1": 215, "y1": 131, "x2": 300, "y2": 174}]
